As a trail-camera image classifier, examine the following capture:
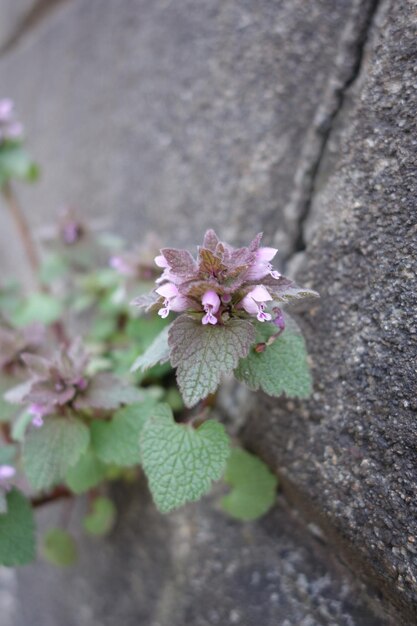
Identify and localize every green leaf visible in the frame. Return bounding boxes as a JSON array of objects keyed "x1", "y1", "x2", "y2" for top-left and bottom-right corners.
[
  {"x1": 131, "y1": 323, "x2": 171, "y2": 373},
  {"x1": 0, "y1": 443, "x2": 17, "y2": 464},
  {"x1": 235, "y1": 320, "x2": 312, "y2": 398},
  {"x1": 0, "y1": 376, "x2": 19, "y2": 423},
  {"x1": 38, "y1": 253, "x2": 69, "y2": 283},
  {"x1": 141, "y1": 404, "x2": 230, "y2": 513},
  {"x1": 23, "y1": 416, "x2": 90, "y2": 490},
  {"x1": 66, "y1": 448, "x2": 107, "y2": 494},
  {"x1": 0, "y1": 144, "x2": 39, "y2": 186},
  {"x1": 14, "y1": 292, "x2": 63, "y2": 327},
  {"x1": 91, "y1": 400, "x2": 157, "y2": 467},
  {"x1": 42, "y1": 529, "x2": 77, "y2": 567},
  {"x1": 220, "y1": 448, "x2": 278, "y2": 521},
  {"x1": 0, "y1": 489, "x2": 36, "y2": 566},
  {"x1": 83, "y1": 497, "x2": 116, "y2": 536},
  {"x1": 169, "y1": 316, "x2": 255, "y2": 408},
  {"x1": 11, "y1": 409, "x2": 33, "y2": 442}
]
